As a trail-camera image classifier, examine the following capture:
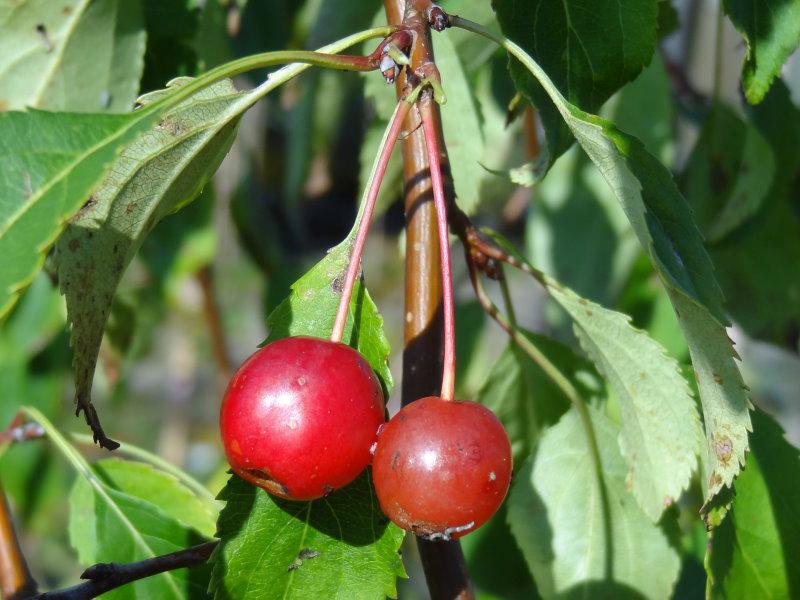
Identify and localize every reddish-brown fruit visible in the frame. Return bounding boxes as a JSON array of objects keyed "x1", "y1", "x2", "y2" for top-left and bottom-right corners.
[
  {"x1": 220, "y1": 336, "x2": 385, "y2": 501},
  {"x1": 372, "y1": 396, "x2": 512, "y2": 539}
]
